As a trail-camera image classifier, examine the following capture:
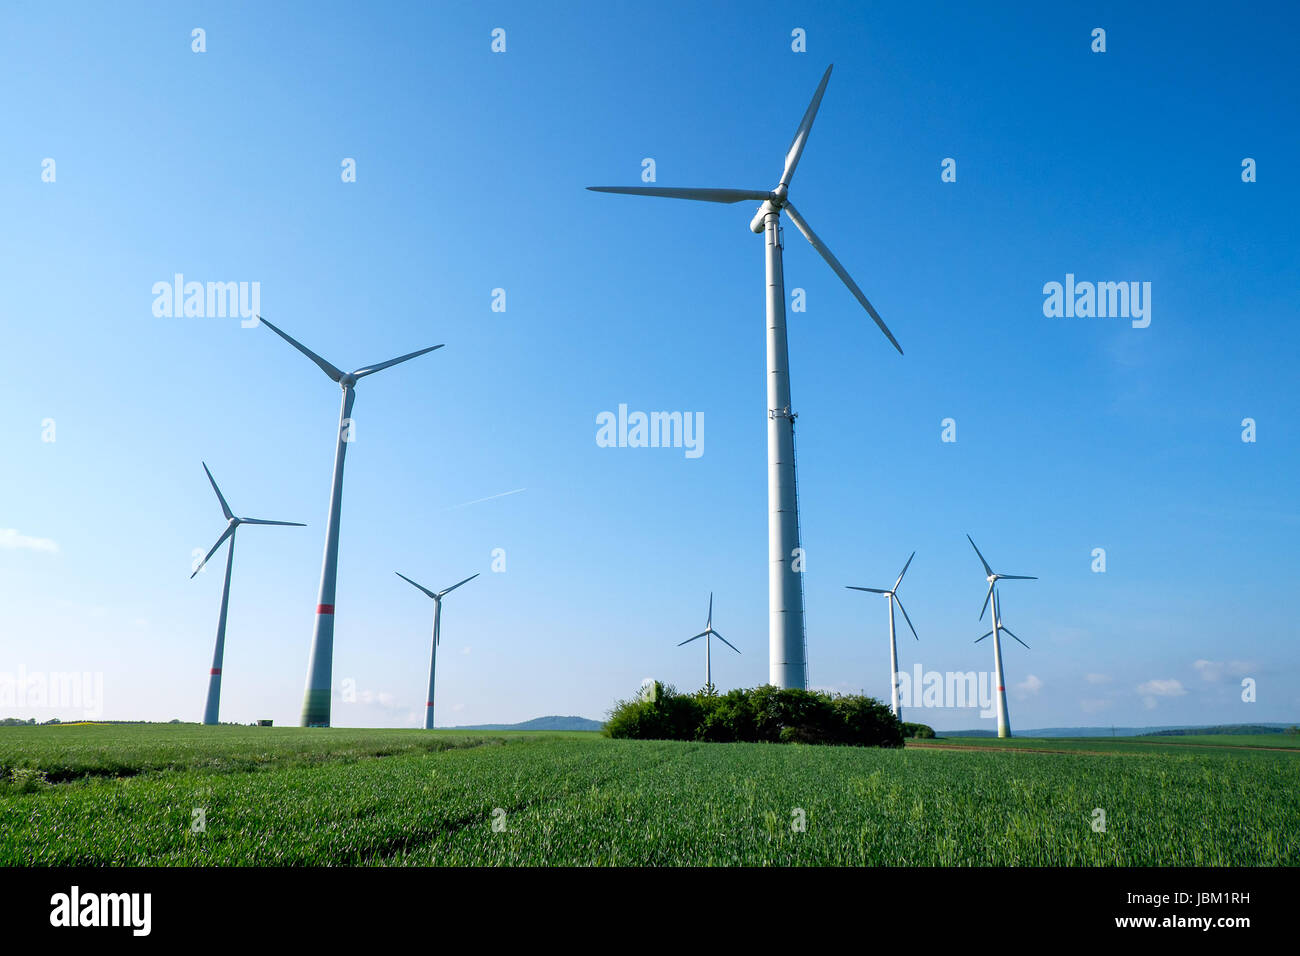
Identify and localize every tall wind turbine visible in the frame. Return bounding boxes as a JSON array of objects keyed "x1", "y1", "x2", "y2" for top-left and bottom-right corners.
[
  {"x1": 588, "y1": 64, "x2": 903, "y2": 690},
  {"x1": 967, "y1": 535, "x2": 1037, "y2": 738},
  {"x1": 677, "y1": 593, "x2": 741, "y2": 691},
  {"x1": 395, "y1": 571, "x2": 479, "y2": 729},
  {"x1": 191, "y1": 462, "x2": 304, "y2": 726},
  {"x1": 259, "y1": 316, "x2": 443, "y2": 727},
  {"x1": 846, "y1": 551, "x2": 918, "y2": 720}
]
